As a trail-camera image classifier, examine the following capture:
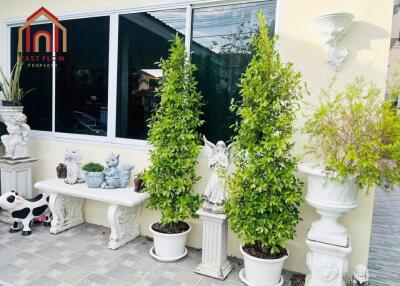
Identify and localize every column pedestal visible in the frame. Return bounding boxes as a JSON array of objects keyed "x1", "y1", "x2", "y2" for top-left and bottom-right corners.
[
  {"x1": 0, "y1": 157, "x2": 37, "y2": 224},
  {"x1": 305, "y1": 239, "x2": 352, "y2": 286},
  {"x1": 0, "y1": 157, "x2": 37, "y2": 199},
  {"x1": 195, "y1": 209, "x2": 233, "y2": 280}
]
